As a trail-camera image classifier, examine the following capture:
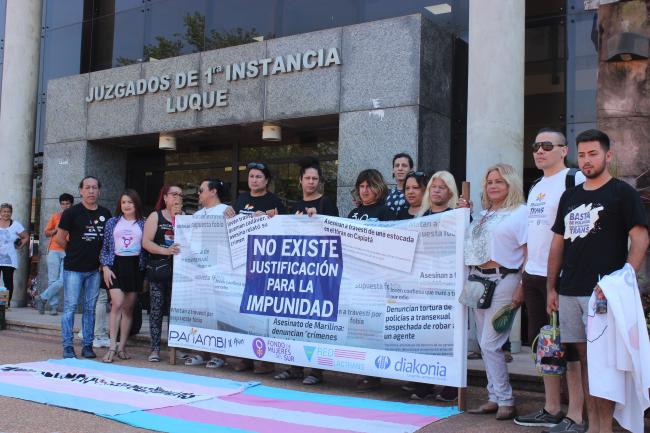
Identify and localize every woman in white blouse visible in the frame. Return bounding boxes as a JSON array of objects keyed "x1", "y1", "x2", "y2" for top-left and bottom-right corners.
[{"x1": 464, "y1": 163, "x2": 526, "y2": 420}]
